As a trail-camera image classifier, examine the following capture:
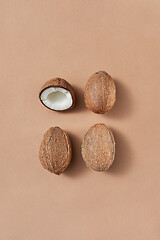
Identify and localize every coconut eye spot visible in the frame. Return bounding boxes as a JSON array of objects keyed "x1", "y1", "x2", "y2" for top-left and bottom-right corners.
[{"x1": 40, "y1": 87, "x2": 73, "y2": 111}]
